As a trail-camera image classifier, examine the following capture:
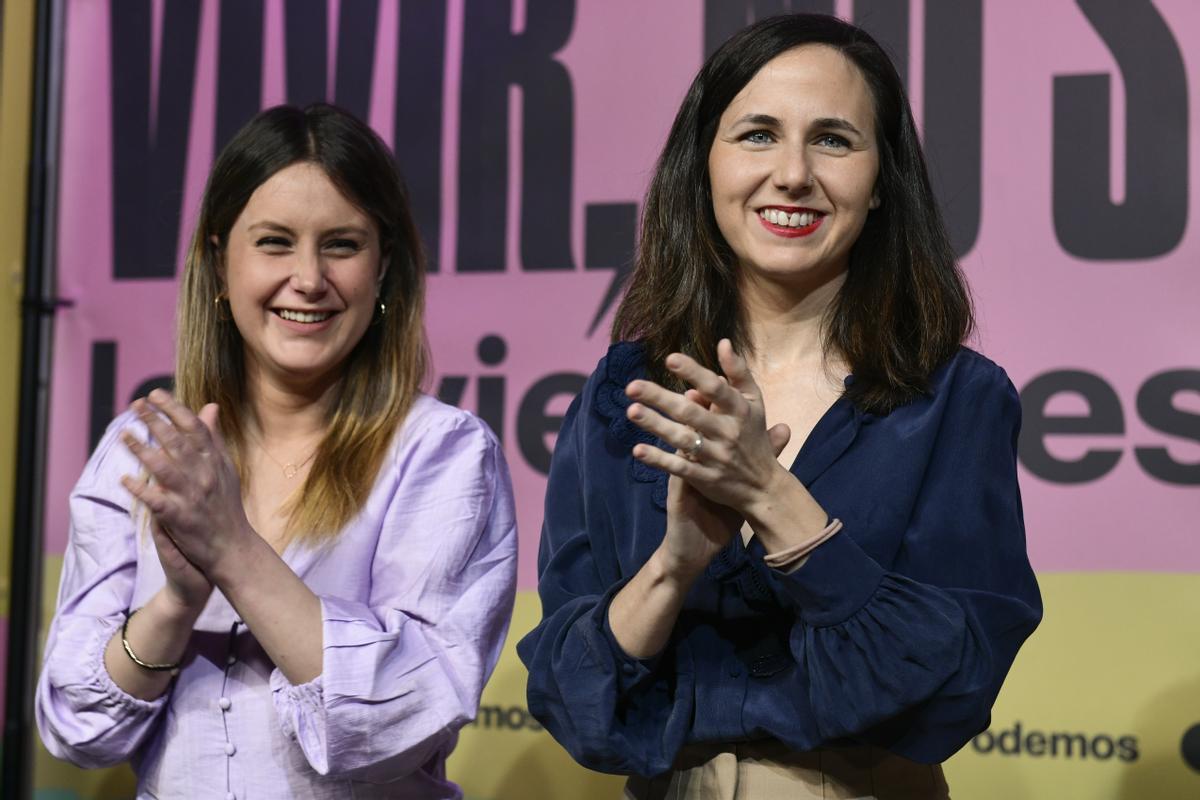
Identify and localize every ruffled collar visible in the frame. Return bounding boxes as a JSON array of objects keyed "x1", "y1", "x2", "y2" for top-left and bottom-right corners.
[{"x1": 592, "y1": 342, "x2": 670, "y2": 509}]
